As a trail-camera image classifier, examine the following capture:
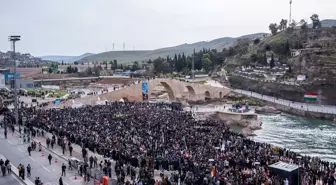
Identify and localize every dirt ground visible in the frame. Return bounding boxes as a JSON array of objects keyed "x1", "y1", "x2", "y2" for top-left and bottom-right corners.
[{"x1": 96, "y1": 78, "x2": 137, "y2": 84}]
